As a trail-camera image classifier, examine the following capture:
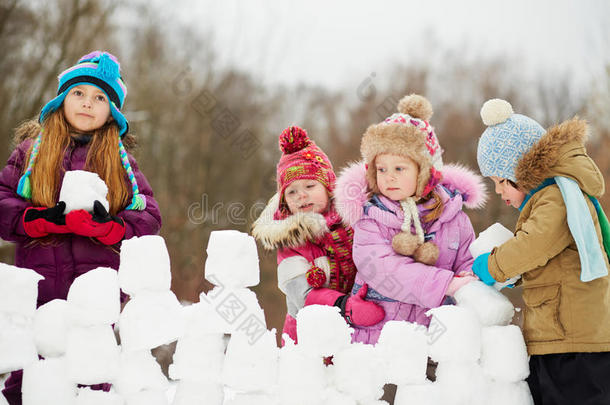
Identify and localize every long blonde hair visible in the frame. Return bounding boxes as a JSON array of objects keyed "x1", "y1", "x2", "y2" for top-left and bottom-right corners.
[{"x1": 18, "y1": 110, "x2": 133, "y2": 215}]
